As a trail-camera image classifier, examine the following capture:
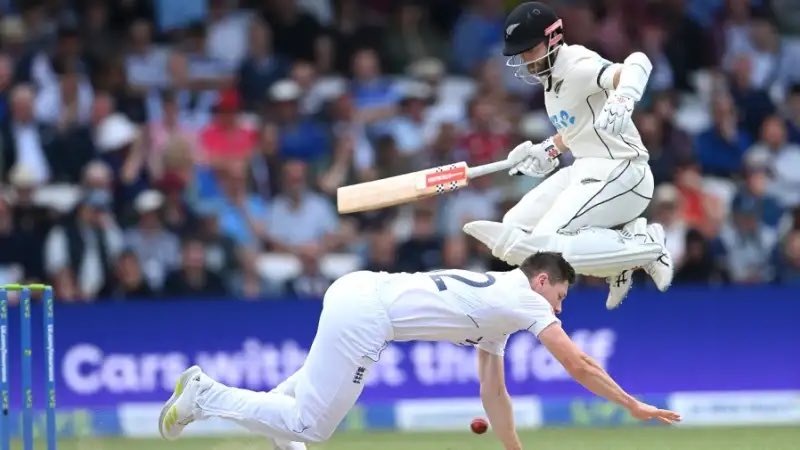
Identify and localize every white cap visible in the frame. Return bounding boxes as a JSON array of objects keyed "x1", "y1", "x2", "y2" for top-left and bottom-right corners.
[
  {"x1": 95, "y1": 113, "x2": 138, "y2": 152},
  {"x1": 653, "y1": 183, "x2": 679, "y2": 204},
  {"x1": 401, "y1": 81, "x2": 433, "y2": 101},
  {"x1": 269, "y1": 79, "x2": 302, "y2": 102},
  {"x1": 134, "y1": 190, "x2": 164, "y2": 213},
  {"x1": 407, "y1": 58, "x2": 445, "y2": 79}
]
